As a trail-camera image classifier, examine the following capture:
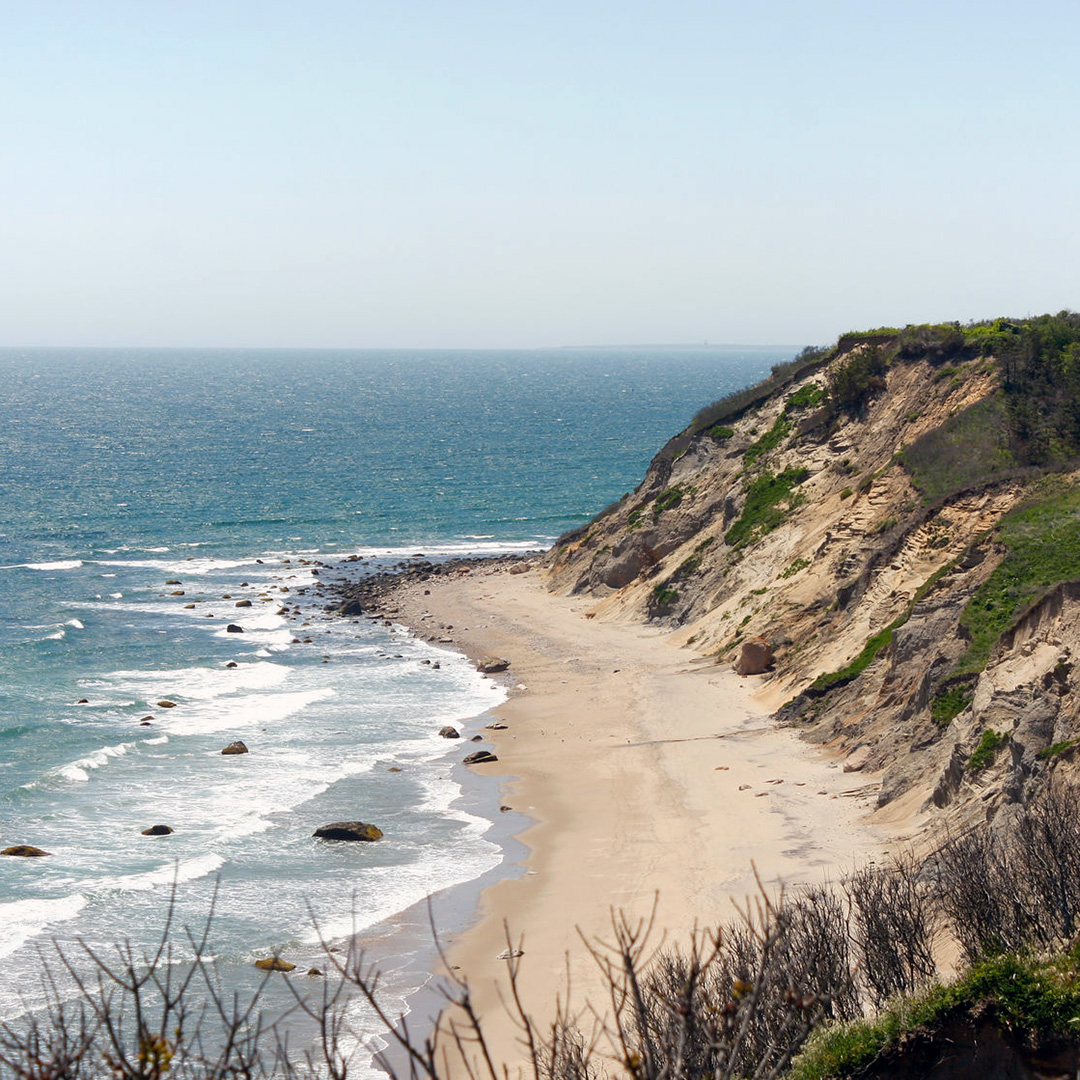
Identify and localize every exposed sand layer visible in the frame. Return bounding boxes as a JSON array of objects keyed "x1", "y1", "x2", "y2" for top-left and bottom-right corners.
[{"x1": 390, "y1": 564, "x2": 898, "y2": 1072}]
